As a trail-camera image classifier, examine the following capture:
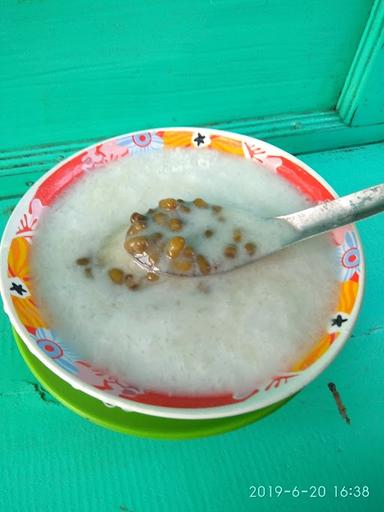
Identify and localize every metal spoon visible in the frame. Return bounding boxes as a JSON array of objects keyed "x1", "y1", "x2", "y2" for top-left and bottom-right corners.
[
  {"x1": 278, "y1": 183, "x2": 384, "y2": 243},
  {"x1": 127, "y1": 184, "x2": 384, "y2": 277}
]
